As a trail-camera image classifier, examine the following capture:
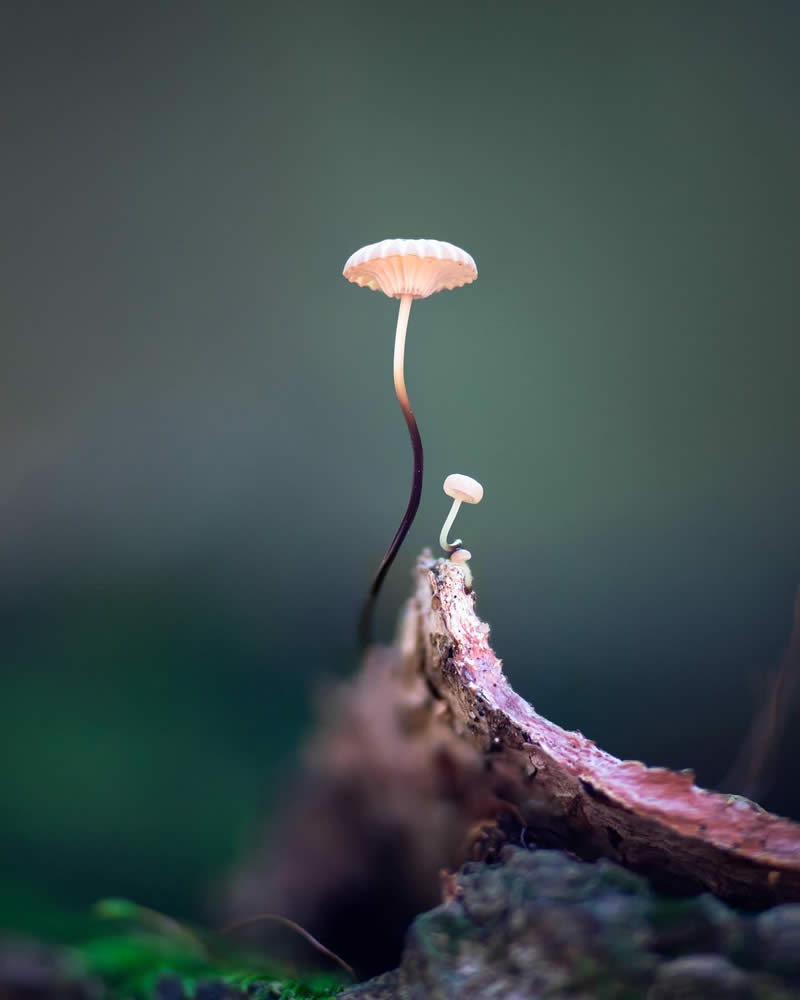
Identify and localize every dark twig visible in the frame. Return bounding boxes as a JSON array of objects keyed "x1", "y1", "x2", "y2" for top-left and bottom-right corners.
[
  {"x1": 217, "y1": 913, "x2": 355, "y2": 978},
  {"x1": 722, "y1": 586, "x2": 800, "y2": 801}
]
